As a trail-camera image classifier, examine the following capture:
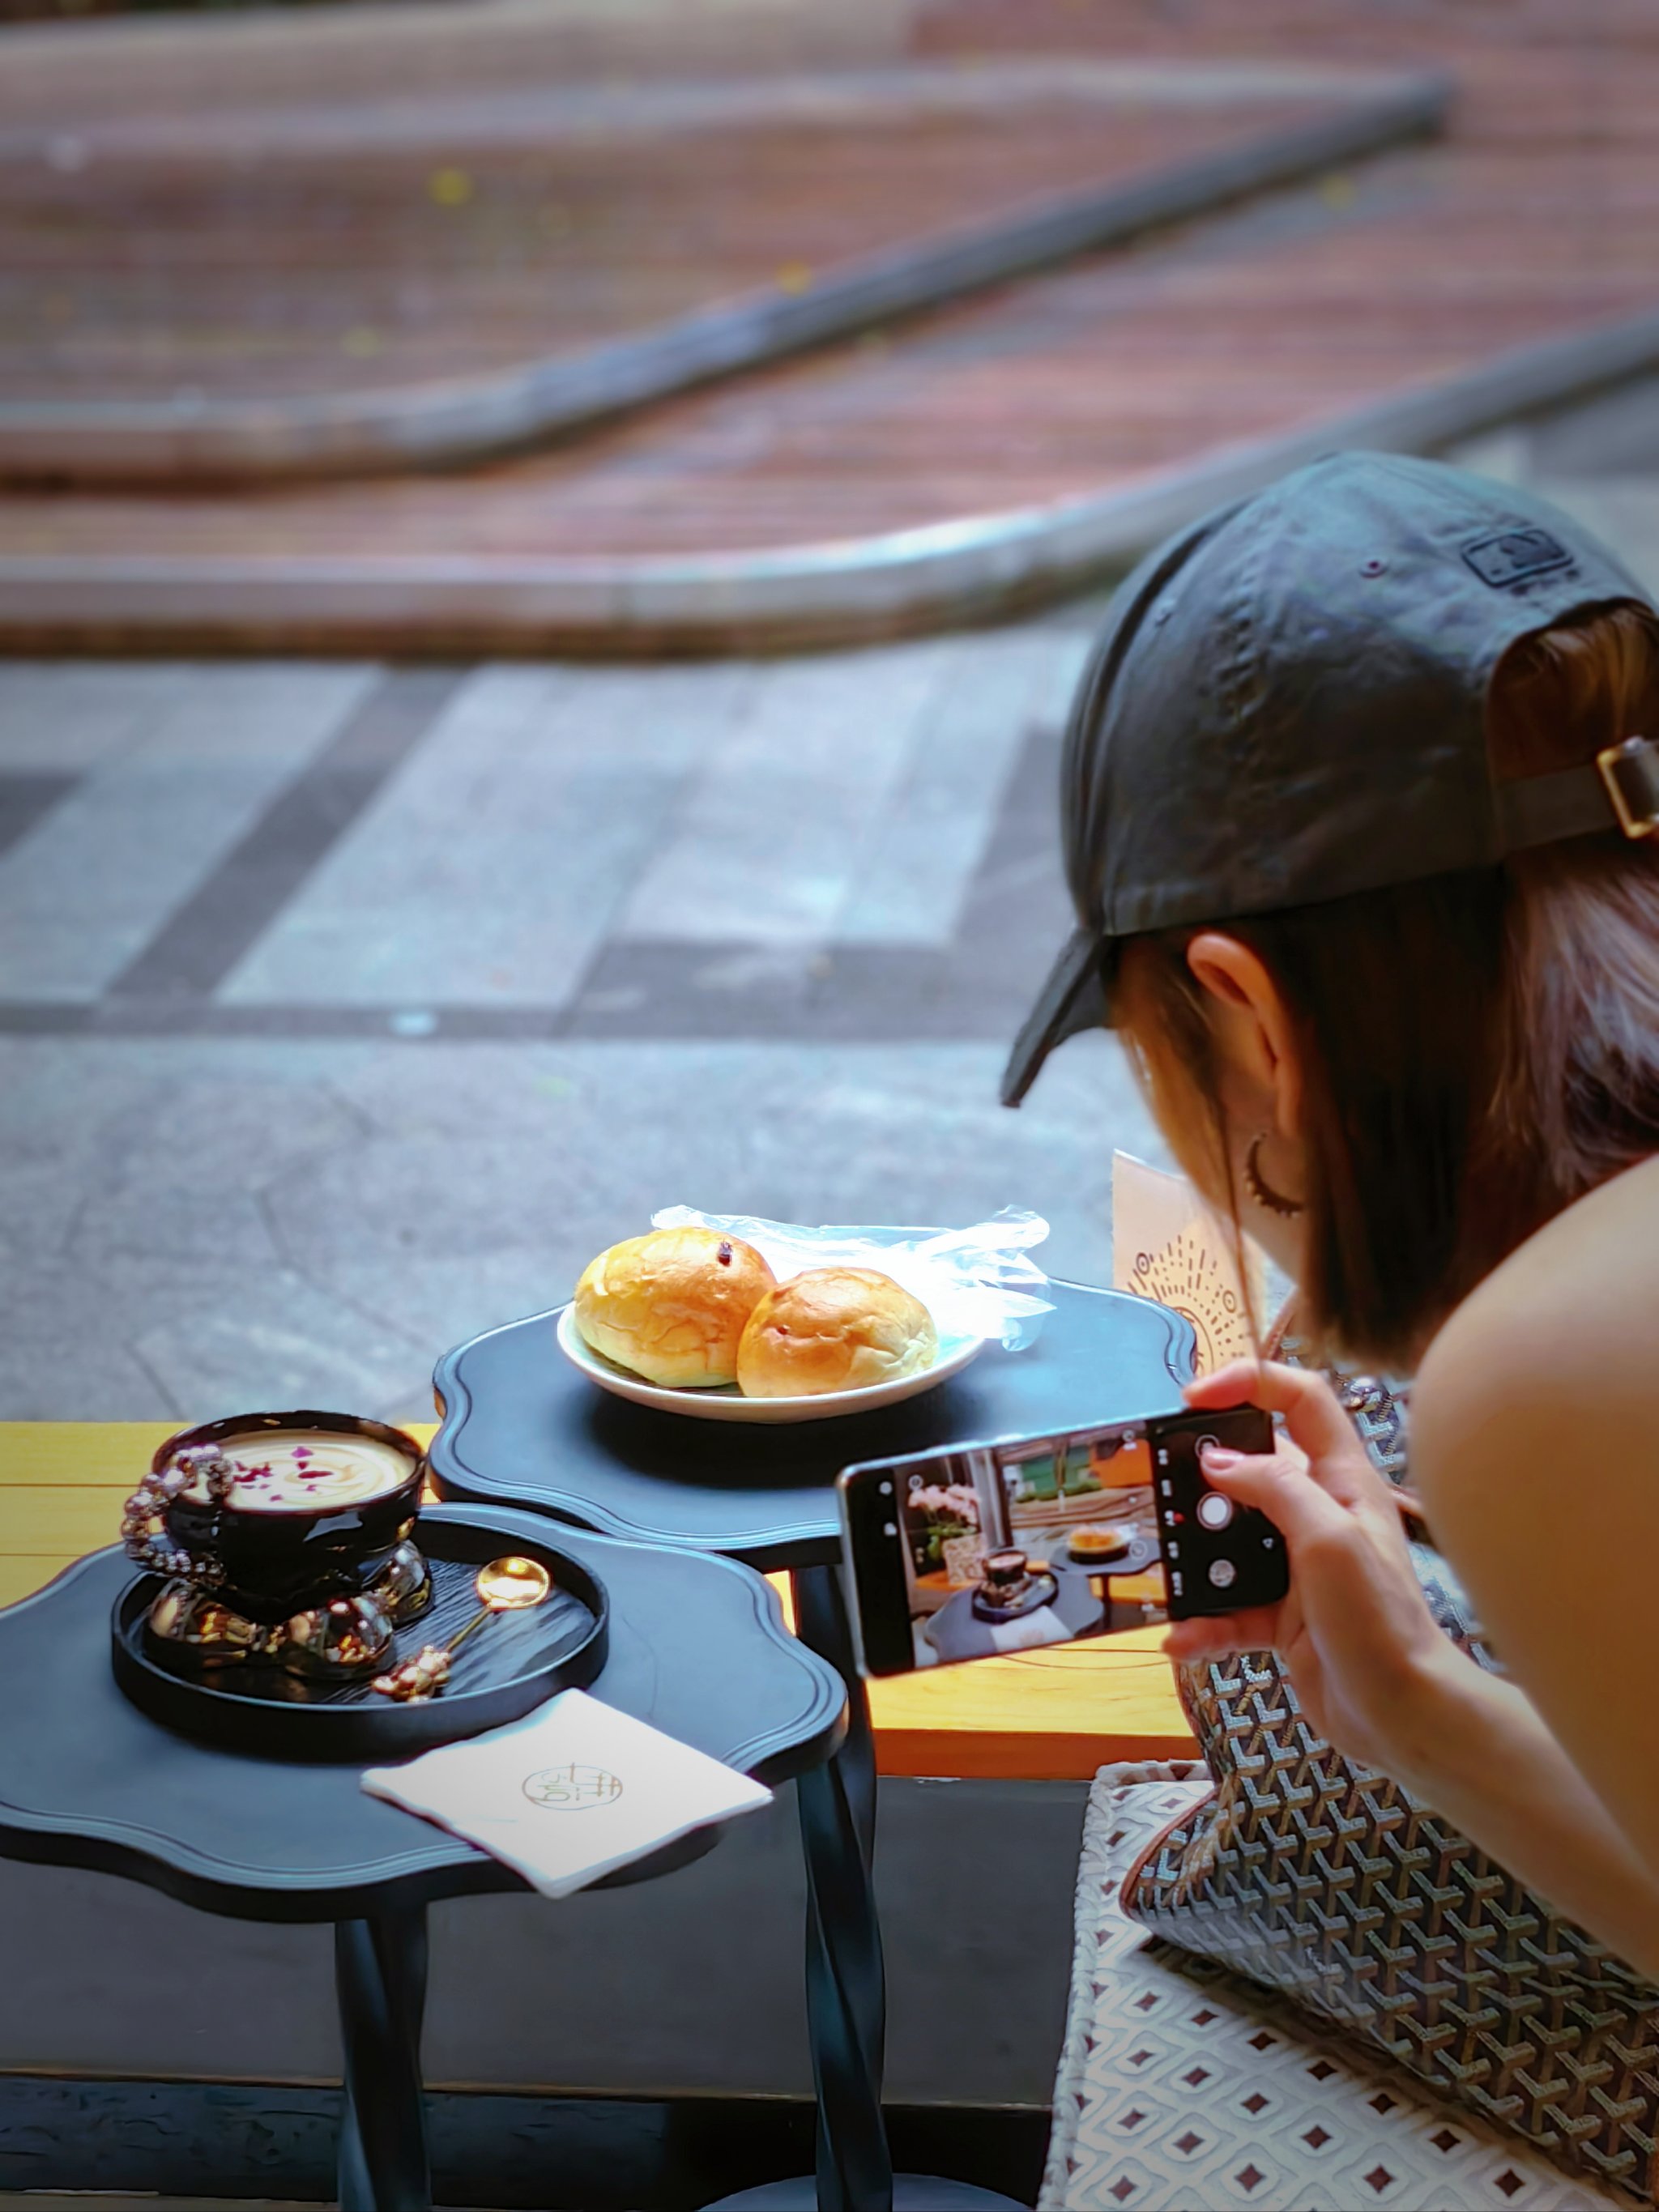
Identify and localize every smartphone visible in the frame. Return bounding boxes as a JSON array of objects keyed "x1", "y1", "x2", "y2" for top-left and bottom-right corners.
[{"x1": 837, "y1": 1404, "x2": 1283, "y2": 1677}]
